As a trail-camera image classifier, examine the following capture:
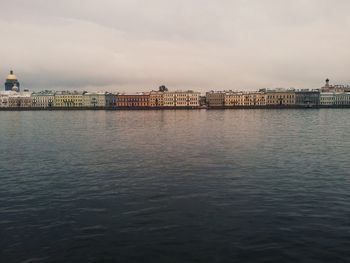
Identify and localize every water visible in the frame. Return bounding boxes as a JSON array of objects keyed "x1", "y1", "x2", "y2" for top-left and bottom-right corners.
[{"x1": 0, "y1": 109, "x2": 350, "y2": 263}]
